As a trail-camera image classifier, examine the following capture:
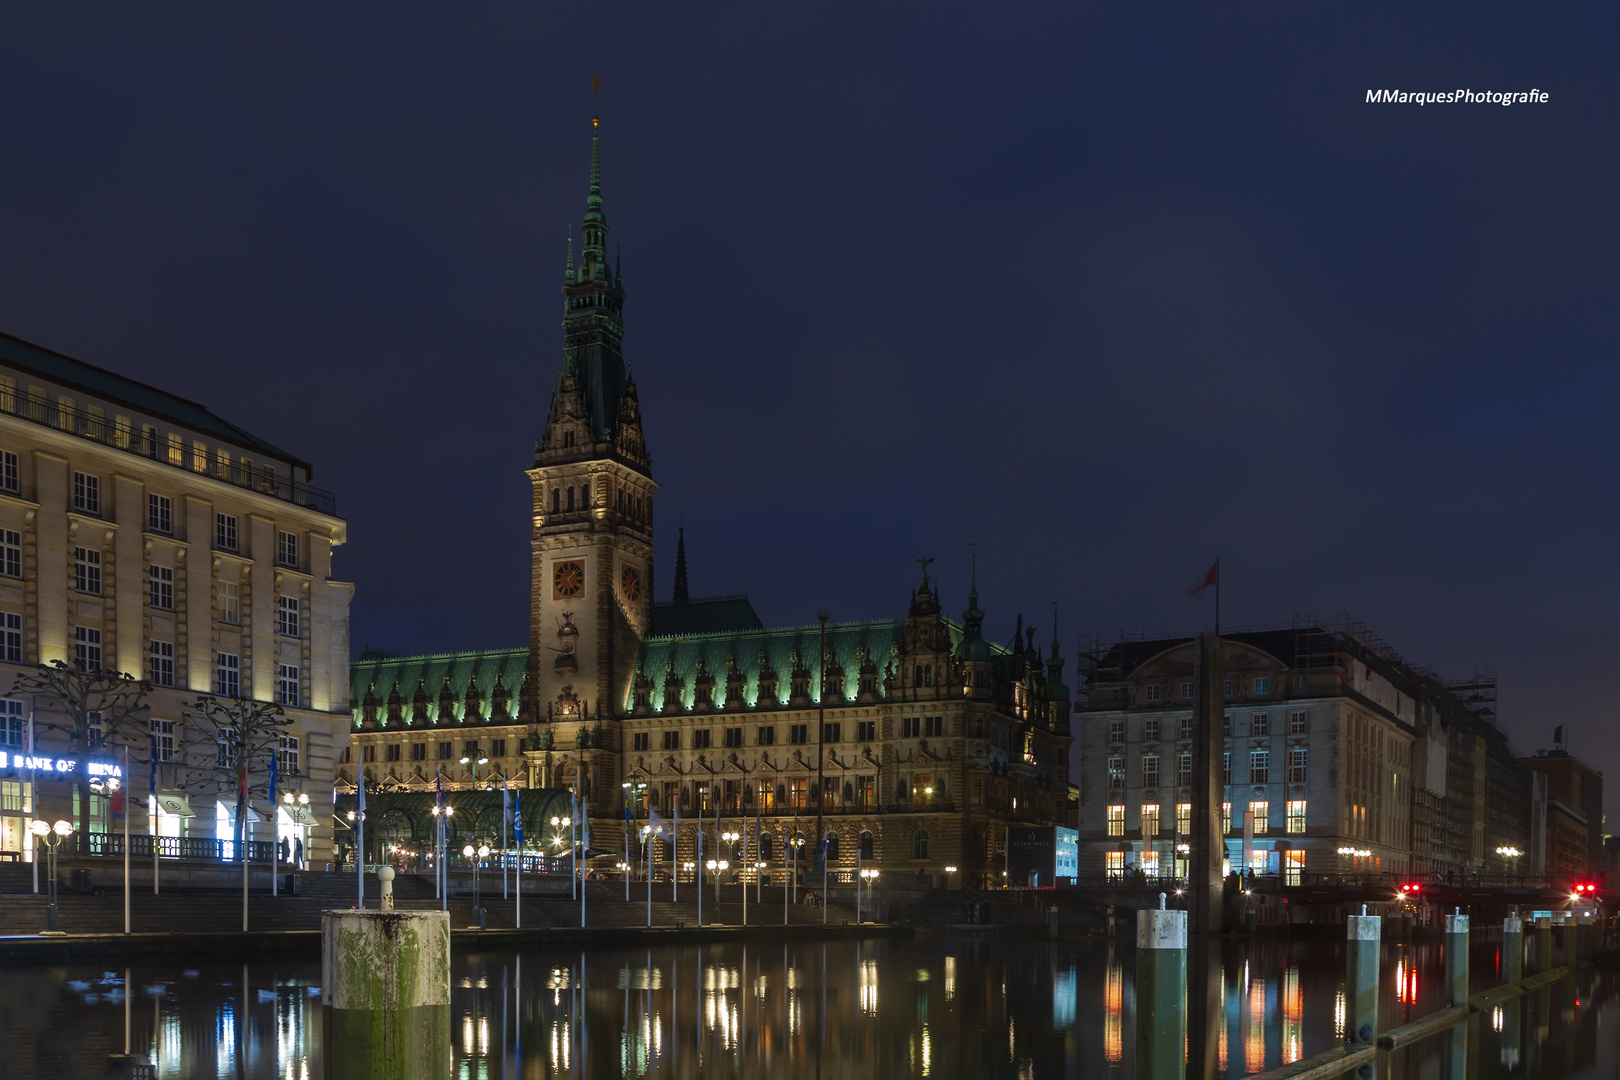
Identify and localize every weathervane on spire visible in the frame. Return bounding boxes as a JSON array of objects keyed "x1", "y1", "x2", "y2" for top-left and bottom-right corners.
[
  {"x1": 592, "y1": 73, "x2": 602, "y2": 127},
  {"x1": 913, "y1": 555, "x2": 936, "y2": 589}
]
